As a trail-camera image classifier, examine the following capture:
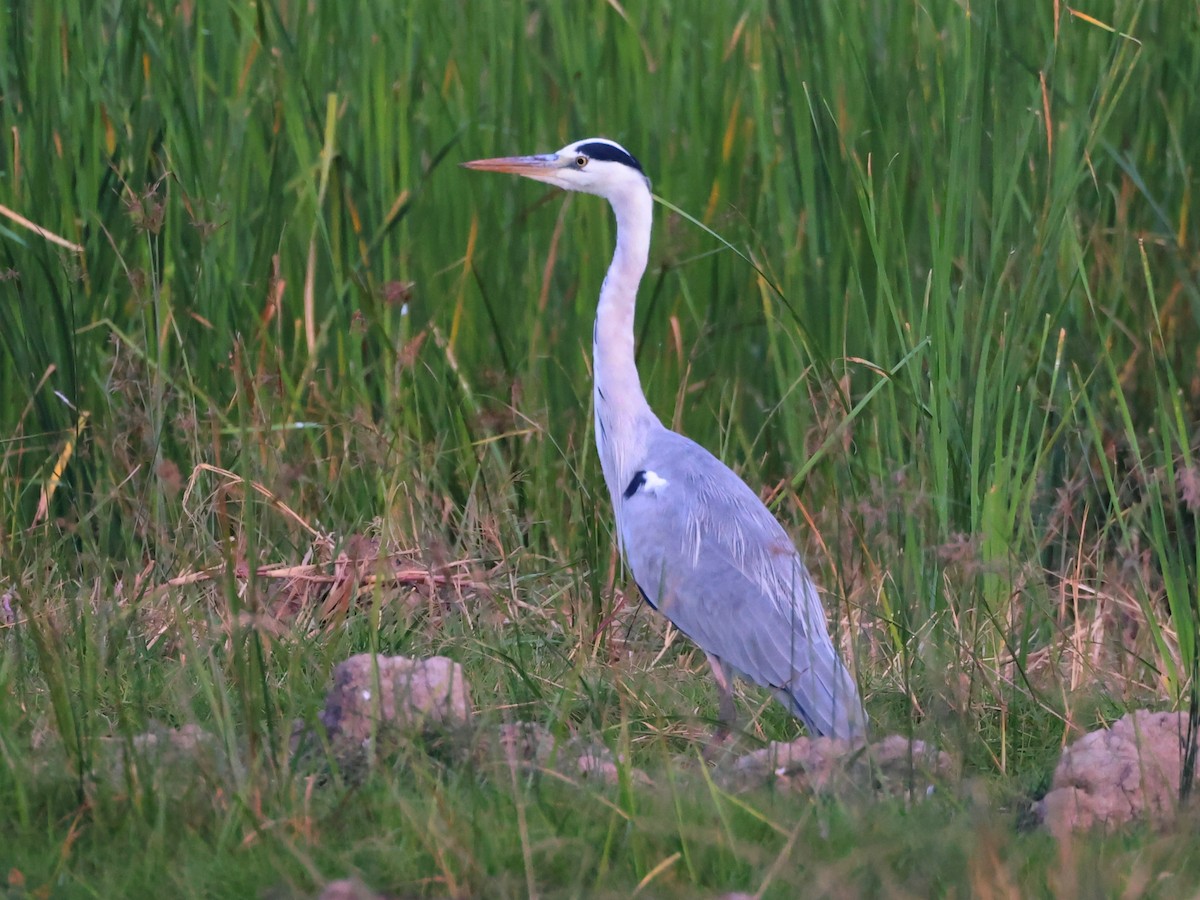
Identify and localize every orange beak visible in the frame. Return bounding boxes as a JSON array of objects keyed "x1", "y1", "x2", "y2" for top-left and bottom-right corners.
[{"x1": 460, "y1": 154, "x2": 561, "y2": 178}]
